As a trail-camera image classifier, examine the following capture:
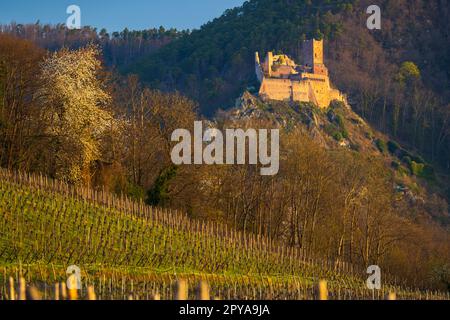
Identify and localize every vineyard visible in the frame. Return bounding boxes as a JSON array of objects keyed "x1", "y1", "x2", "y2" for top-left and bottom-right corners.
[{"x1": 0, "y1": 168, "x2": 448, "y2": 300}]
